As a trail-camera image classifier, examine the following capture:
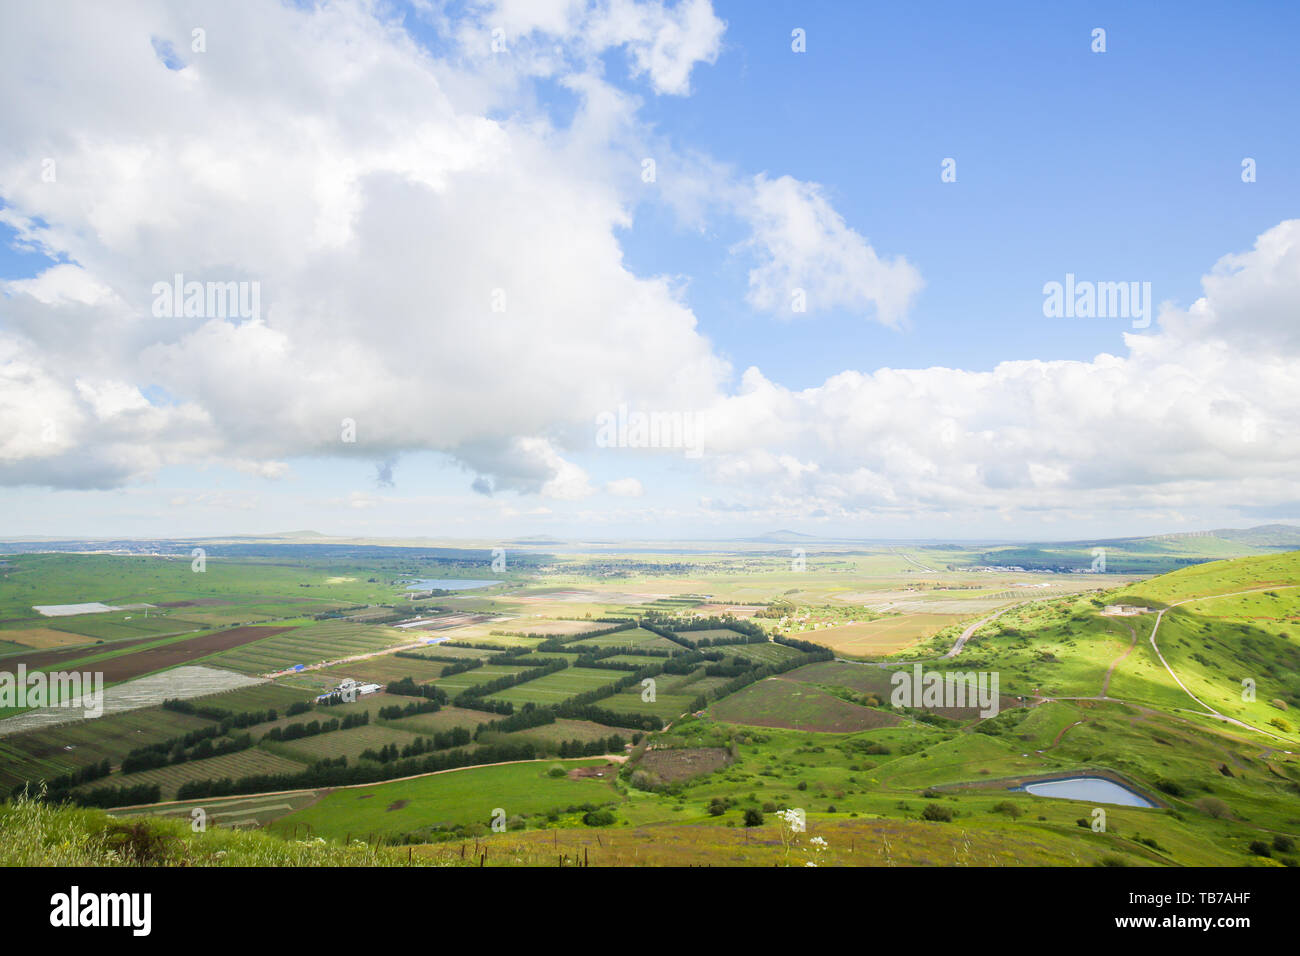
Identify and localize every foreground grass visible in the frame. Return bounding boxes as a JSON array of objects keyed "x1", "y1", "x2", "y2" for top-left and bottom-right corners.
[{"x1": 0, "y1": 792, "x2": 425, "y2": 867}]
